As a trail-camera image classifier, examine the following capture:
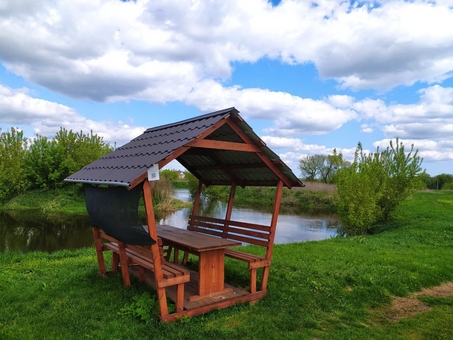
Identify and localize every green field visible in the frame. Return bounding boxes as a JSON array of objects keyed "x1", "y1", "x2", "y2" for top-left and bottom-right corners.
[{"x1": 1, "y1": 191, "x2": 452, "y2": 339}]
